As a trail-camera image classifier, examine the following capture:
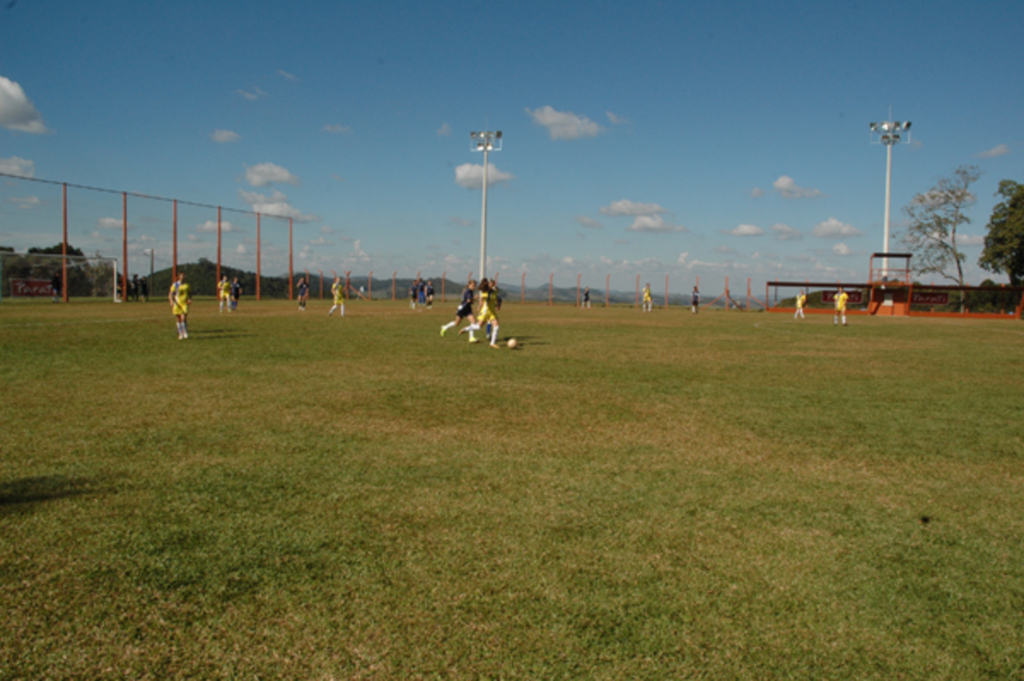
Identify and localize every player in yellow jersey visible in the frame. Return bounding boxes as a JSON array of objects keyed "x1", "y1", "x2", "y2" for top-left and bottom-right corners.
[
  {"x1": 168, "y1": 272, "x2": 192, "y2": 340},
  {"x1": 642, "y1": 283, "x2": 653, "y2": 312},
  {"x1": 218, "y1": 275, "x2": 230, "y2": 313},
  {"x1": 794, "y1": 289, "x2": 806, "y2": 320},
  {"x1": 461, "y1": 279, "x2": 501, "y2": 347},
  {"x1": 328, "y1": 276, "x2": 345, "y2": 317},
  {"x1": 834, "y1": 287, "x2": 849, "y2": 326}
]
